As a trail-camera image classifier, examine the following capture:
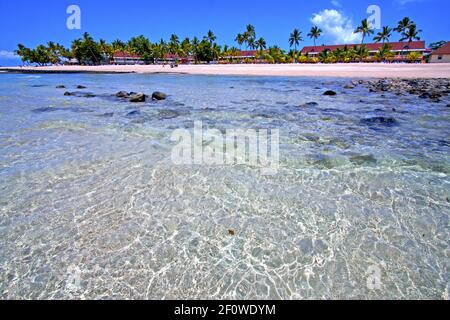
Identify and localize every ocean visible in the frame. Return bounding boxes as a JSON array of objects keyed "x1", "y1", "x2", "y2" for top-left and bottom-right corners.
[{"x1": 0, "y1": 73, "x2": 448, "y2": 299}]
